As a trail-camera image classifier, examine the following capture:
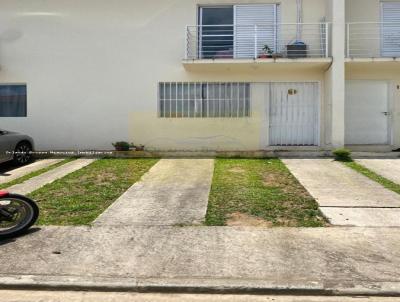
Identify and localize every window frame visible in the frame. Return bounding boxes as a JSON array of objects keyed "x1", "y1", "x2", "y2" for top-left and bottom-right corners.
[
  {"x1": 0, "y1": 83, "x2": 28, "y2": 117},
  {"x1": 198, "y1": 6, "x2": 235, "y2": 59},
  {"x1": 158, "y1": 82, "x2": 251, "y2": 119},
  {"x1": 197, "y1": 4, "x2": 281, "y2": 59}
]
